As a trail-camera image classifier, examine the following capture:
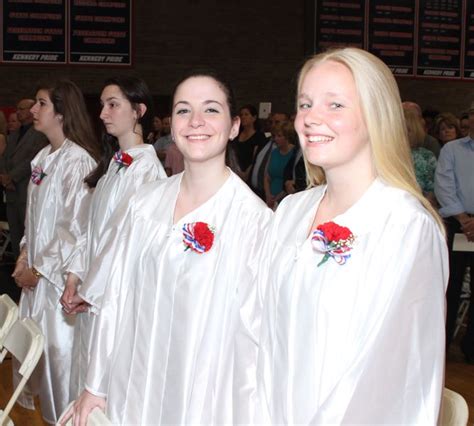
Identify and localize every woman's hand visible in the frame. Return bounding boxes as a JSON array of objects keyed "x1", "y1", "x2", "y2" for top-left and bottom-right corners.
[
  {"x1": 58, "y1": 391, "x2": 106, "y2": 426},
  {"x1": 13, "y1": 267, "x2": 39, "y2": 290},
  {"x1": 60, "y1": 272, "x2": 89, "y2": 314}
]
